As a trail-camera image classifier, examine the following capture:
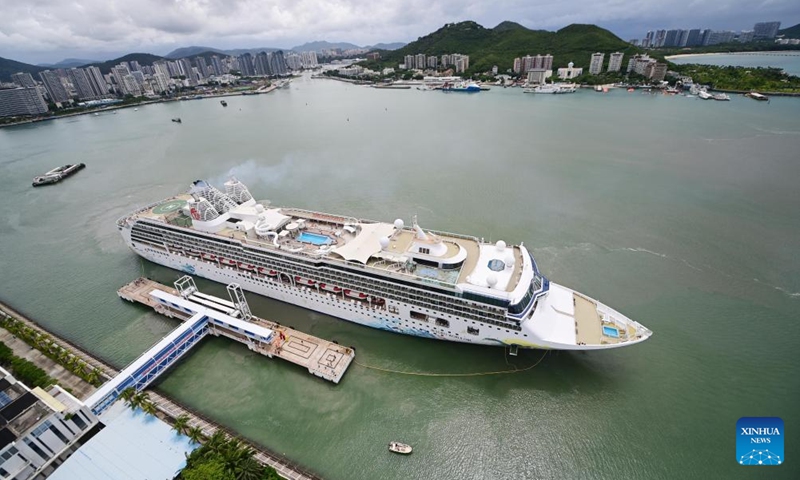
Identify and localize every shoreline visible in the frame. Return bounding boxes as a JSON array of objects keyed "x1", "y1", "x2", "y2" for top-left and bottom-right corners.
[
  {"x1": 0, "y1": 85, "x2": 280, "y2": 129},
  {"x1": 665, "y1": 50, "x2": 800, "y2": 60},
  {"x1": 0, "y1": 296, "x2": 322, "y2": 479}
]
